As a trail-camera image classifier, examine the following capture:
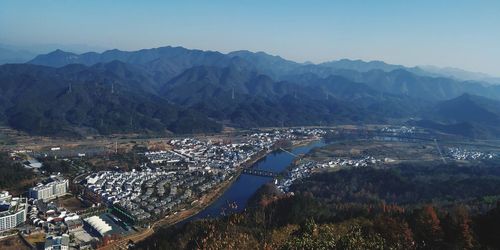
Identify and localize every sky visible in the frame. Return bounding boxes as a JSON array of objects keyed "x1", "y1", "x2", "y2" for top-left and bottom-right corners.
[{"x1": 1, "y1": 0, "x2": 500, "y2": 76}]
